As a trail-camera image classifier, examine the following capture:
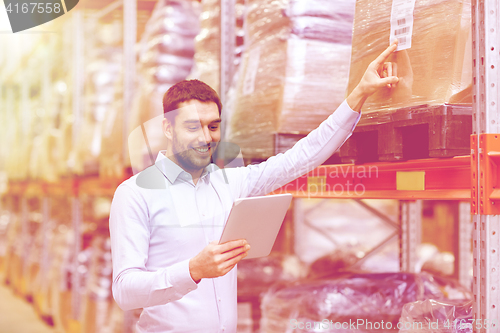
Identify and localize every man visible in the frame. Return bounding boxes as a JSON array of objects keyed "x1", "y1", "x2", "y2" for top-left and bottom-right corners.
[{"x1": 110, "y1": 42, "x2": 399, "y2": 332}]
